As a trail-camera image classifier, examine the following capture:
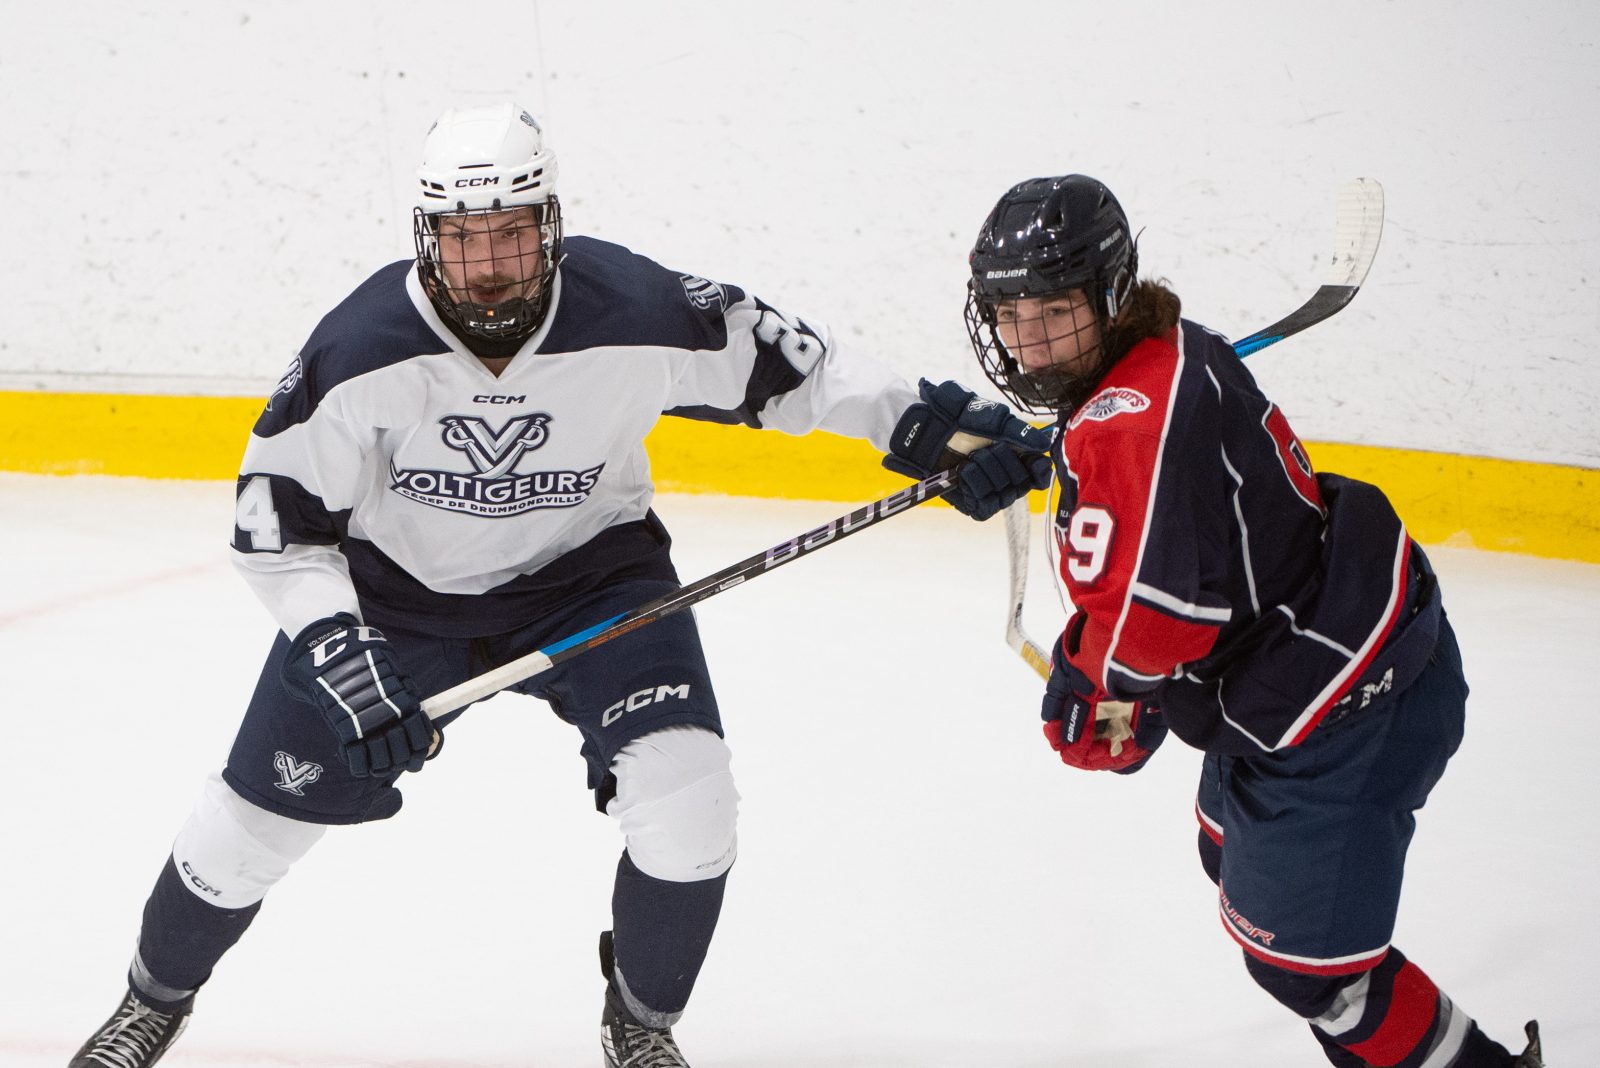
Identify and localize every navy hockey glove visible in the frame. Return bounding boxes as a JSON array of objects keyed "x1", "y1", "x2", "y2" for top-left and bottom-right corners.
[
  {"x1": 883, "y1": 379, "x2": 1053, "y2": 521},
  {"x1": 1040, "y1": 640, "x2": 1166, "y2": 774},
  {"x1": 281, "y1": 614, "x2": 438, "y2": 778}
]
